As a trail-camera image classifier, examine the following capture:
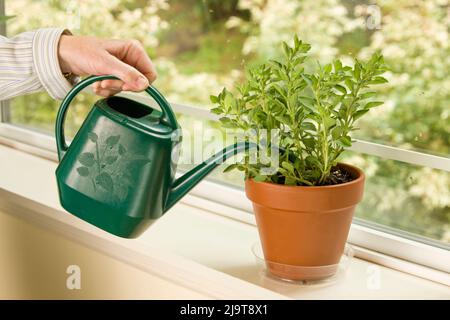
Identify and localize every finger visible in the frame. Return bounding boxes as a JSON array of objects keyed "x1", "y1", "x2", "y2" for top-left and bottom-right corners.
[
  {"x1": 100, "y1": 79, "x2": 124, "y2": 90},
  {"x1": 105, "y1": 39, "x2": 157, "y2": 84},
  {"x1": 92, "y1": 85, "x2": 121, "y2": 97},
  {"x1": 99, "y1": 53, "x2": 149, "y2": 91},
  {"x1": 92, "y1": 82, "x2": 102, "y2": 93},
  {"x1": 92, "y1": 82, "x2": 101, "y2": 90}
]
